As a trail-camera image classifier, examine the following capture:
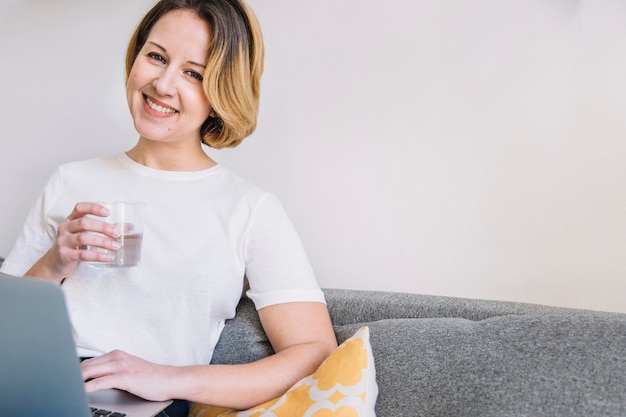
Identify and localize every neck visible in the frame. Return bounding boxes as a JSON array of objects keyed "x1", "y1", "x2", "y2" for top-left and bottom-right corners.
[{"x1": 126, "y1": 138, "x2": 217, "y2": 171}]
